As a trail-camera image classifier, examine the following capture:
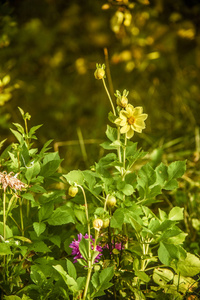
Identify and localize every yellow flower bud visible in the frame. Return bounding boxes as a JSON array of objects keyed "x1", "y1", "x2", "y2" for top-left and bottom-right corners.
[
  {"x1": 106, "y1": 195, "x2": 117, "y2": 208},
  {"x1": 93, "y1": 218, "x2": 104, "y2": 231},
  {"x1": 94, "y1": 64, "x2": 105, "y2": 80},
  {"x1": 94, "y1": 68, "x2": 105, "y2": 80},
  {"x1": 116, "y1": 95, "x2": 128, "y2": 108},
  {"x1": 68, "y1": 185, "x2": 78, "y2": 197}
]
